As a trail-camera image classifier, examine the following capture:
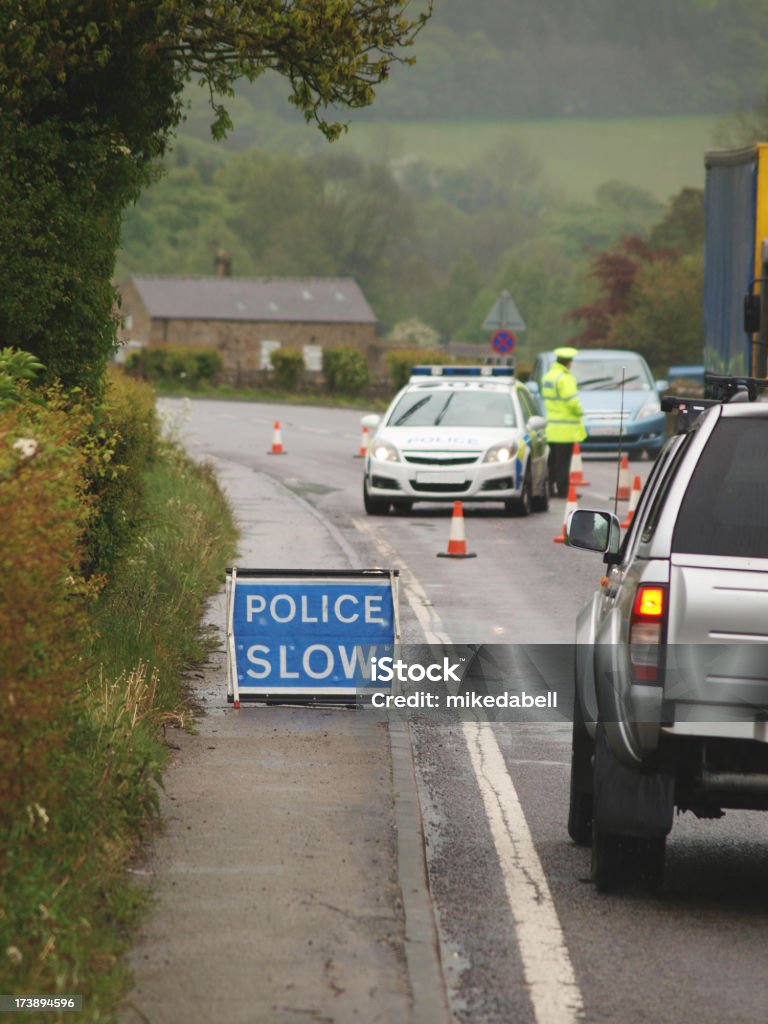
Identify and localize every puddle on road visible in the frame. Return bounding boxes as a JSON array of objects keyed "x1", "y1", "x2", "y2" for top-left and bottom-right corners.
[{"x1": 283, "y1": 481, "x2": 340, "y2": 498}]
